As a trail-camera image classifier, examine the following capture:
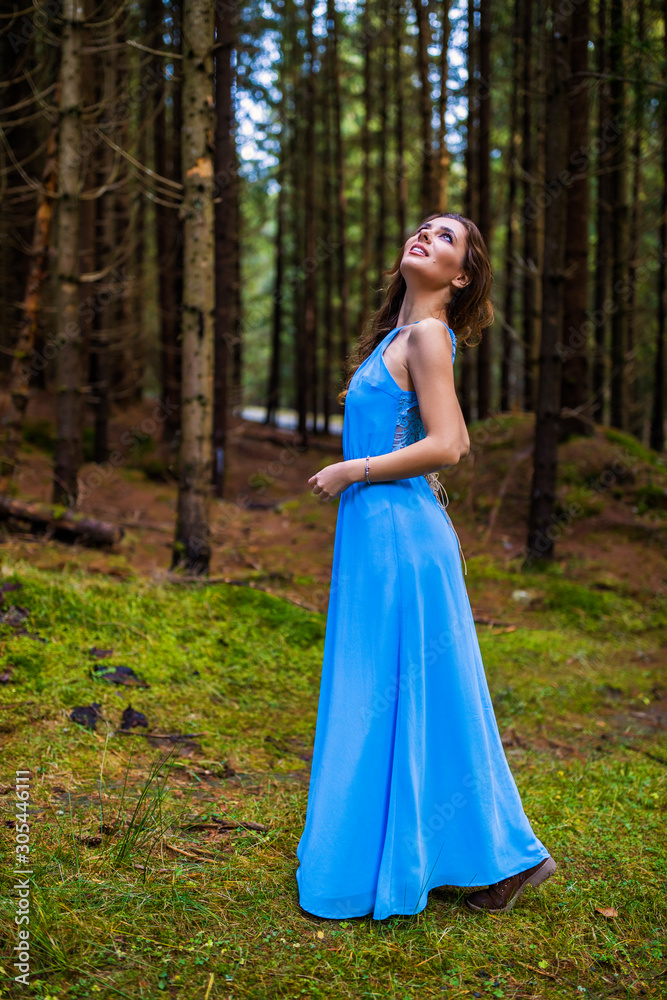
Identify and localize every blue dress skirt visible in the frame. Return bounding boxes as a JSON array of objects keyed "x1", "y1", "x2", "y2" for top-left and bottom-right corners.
[{"x1": 295, "y1": 321, "x2": 549, "y2": 920}]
